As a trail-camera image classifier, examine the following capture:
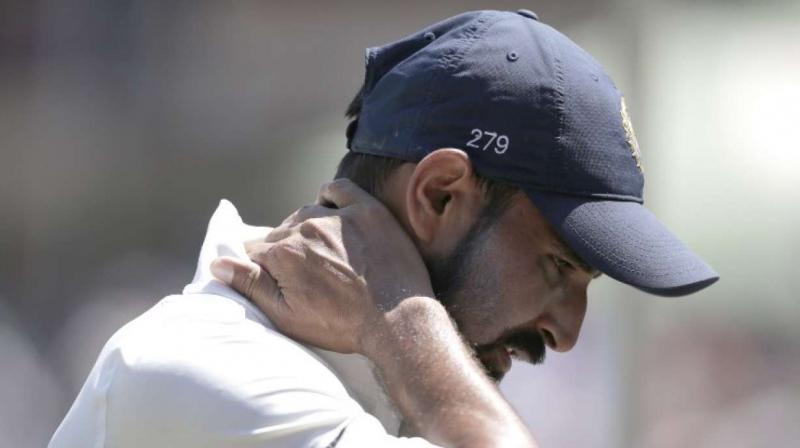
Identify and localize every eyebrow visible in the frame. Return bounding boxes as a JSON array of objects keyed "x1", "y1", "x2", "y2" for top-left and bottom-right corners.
[{"x1": 554, "y1": 240, "x2": 602, "y2": 279}]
